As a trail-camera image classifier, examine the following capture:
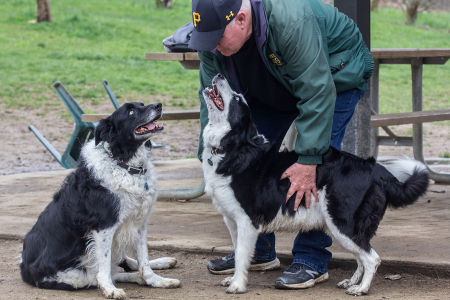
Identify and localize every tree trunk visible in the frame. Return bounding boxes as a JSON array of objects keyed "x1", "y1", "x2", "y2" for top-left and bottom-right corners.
[
  {"x1": 156, "y1": 0, "x2": 172, "y2": 9},
  {"x1": 371, "y1": 0, "x2": 380, "y2": 11},
  {"x1": 405, "y1": 0, "x2": 421, "y2": 24},
  {"x1": 37, "y1": 0, "x2": 52, "y2": 22}
]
